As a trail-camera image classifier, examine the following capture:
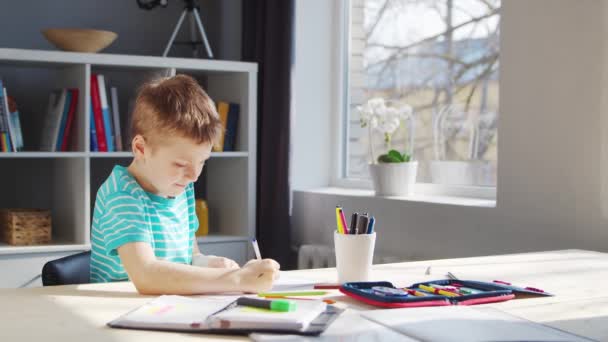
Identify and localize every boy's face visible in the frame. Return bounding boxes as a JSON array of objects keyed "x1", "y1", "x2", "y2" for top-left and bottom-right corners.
[{"x1": 139, "y1": 135, "x2": 212, "y2": 197}]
